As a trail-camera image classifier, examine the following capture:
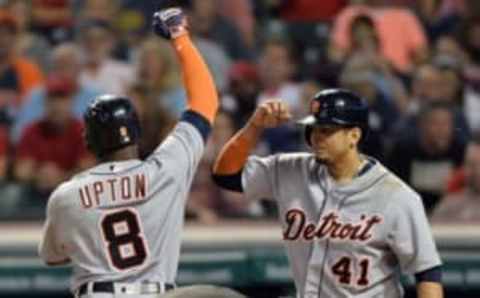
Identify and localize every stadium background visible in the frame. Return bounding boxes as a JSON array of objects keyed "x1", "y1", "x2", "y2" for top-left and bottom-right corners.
[{"x1": 0, "y1": 0, "x2": 479, "y2": 297}]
